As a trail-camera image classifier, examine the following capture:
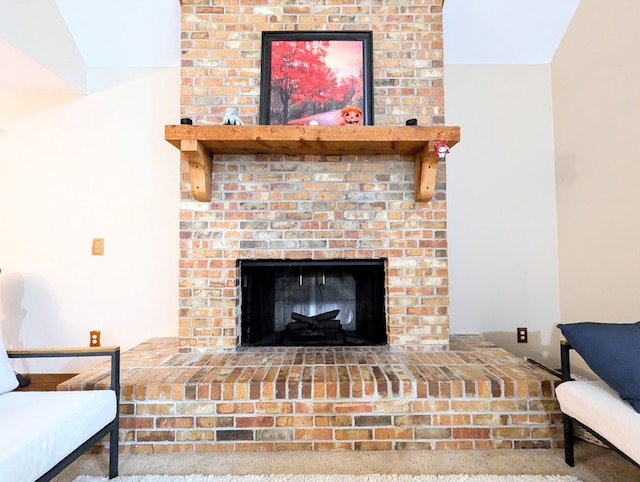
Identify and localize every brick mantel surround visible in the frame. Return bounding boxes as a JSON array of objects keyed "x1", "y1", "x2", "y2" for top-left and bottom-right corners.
[{"x1": 178, "y1": 0, "x2": 451, "y2": 352}]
